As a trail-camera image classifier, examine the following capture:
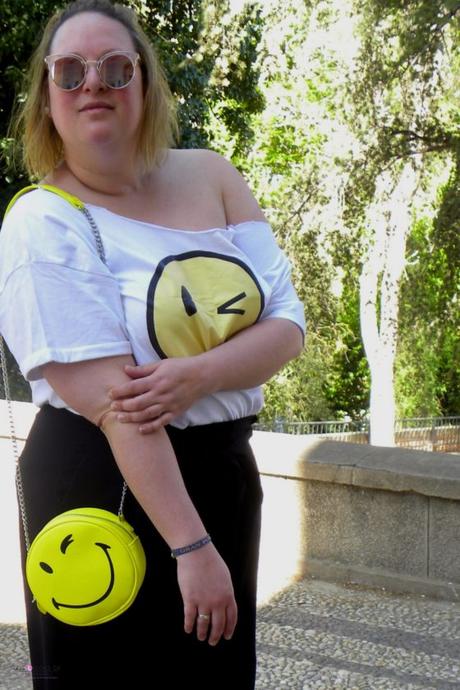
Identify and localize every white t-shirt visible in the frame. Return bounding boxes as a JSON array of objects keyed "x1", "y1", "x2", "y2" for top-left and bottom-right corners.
[{"x1": 0, "y1": 188, "x2": 306, "y2": 428}]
